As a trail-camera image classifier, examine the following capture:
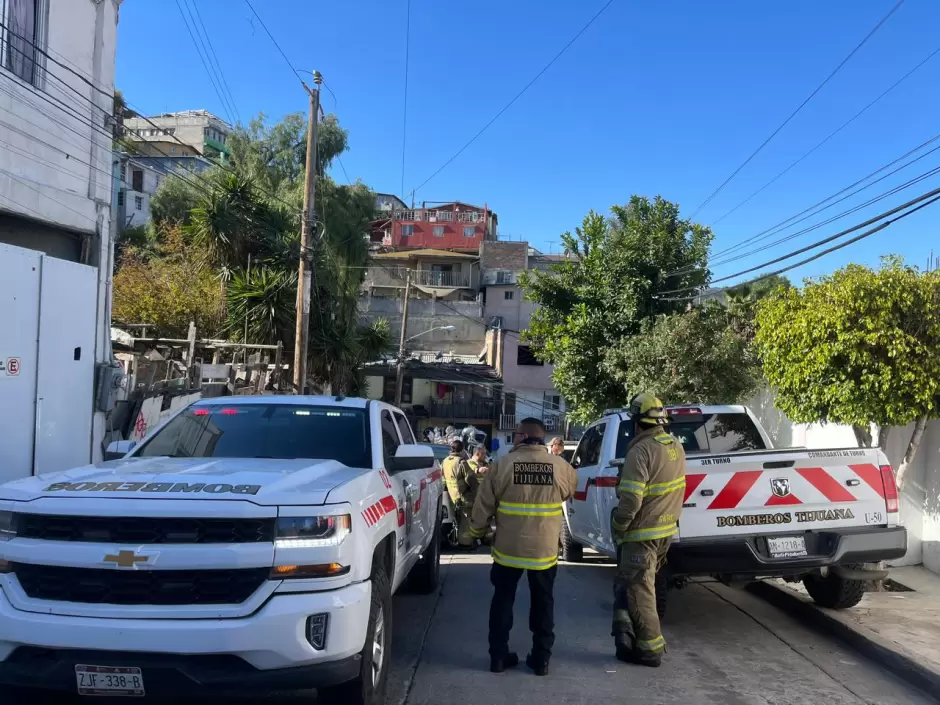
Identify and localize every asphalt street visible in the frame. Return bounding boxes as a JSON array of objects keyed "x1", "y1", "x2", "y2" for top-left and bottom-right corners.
[{"x1": 7, "y1": 549, "x2": 936, "y2": 704}]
